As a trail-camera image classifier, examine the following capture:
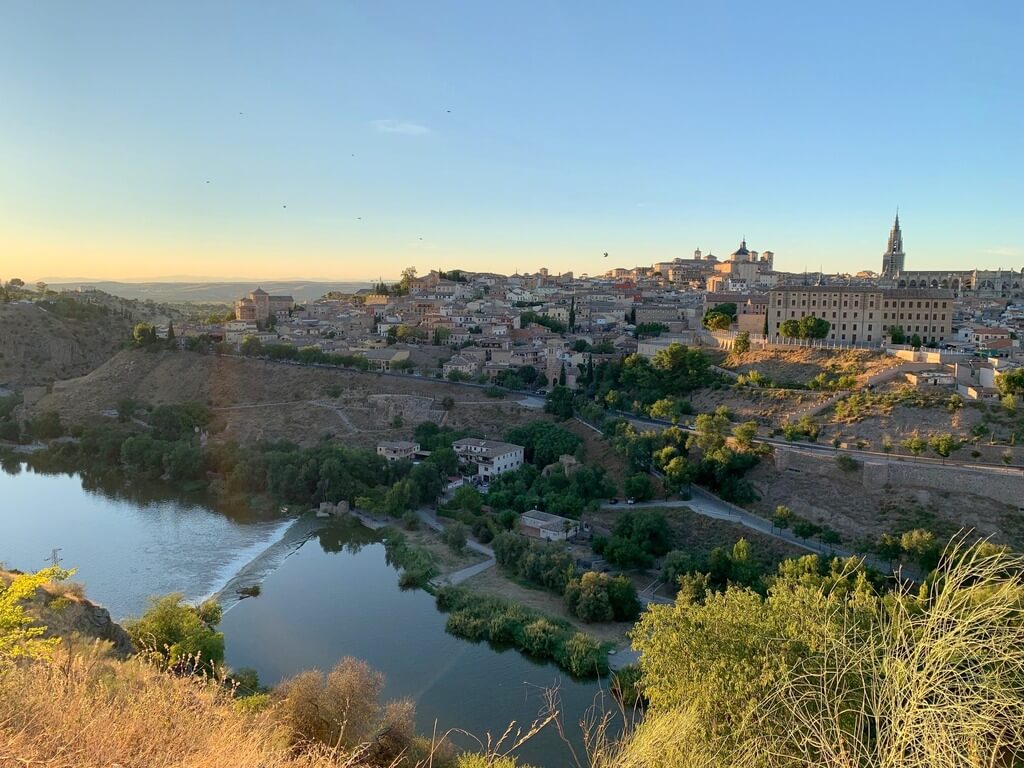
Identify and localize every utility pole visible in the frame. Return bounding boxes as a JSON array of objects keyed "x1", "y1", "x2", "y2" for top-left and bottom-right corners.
[{"x1": 48, "y1": 548, "x2": 62, "y2": 568}]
